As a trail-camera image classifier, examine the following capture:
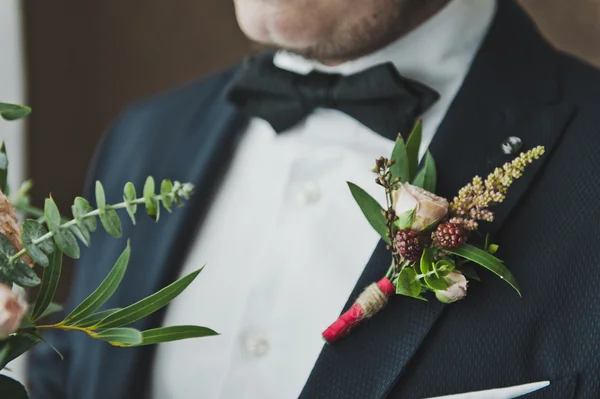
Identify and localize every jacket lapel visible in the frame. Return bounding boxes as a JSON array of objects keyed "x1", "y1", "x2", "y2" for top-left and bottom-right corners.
[
  {"x1": 90, "y1": 76, "x2": 249, "y2": 399},
  {"x1": 301, "y1": 2, "x2": 575, "y2": 398}
]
